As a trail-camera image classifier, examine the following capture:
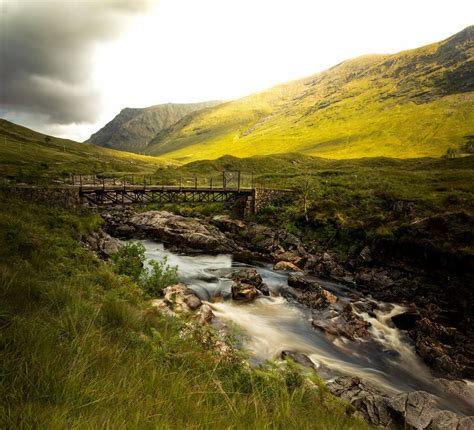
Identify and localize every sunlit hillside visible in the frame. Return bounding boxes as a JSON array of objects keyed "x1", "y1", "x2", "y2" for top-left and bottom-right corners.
[
  {"x1": 146, "y1": 26, "x2": 473, "y2": 161},
  {"x1": 0, "y1": 119, "x2": 172, "y2": 180}
]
